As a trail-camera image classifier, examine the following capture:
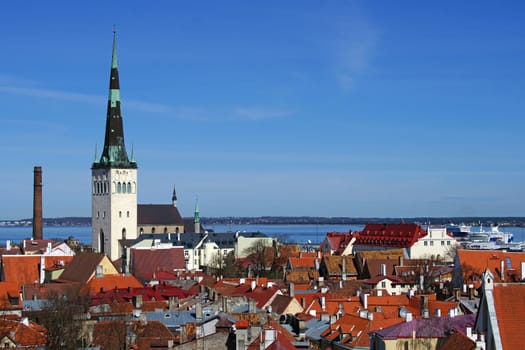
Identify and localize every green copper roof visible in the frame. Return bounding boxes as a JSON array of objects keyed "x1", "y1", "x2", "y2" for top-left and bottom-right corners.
[
  {"x1": 93, "y1": 29, "x2": 136, "y2": 170},
  {"x1": 194, "y1": 197, "x2": 200, "y2": 223},
  {"x1": 112, "y1": 28, "x2": 118, "y2": 69}
]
